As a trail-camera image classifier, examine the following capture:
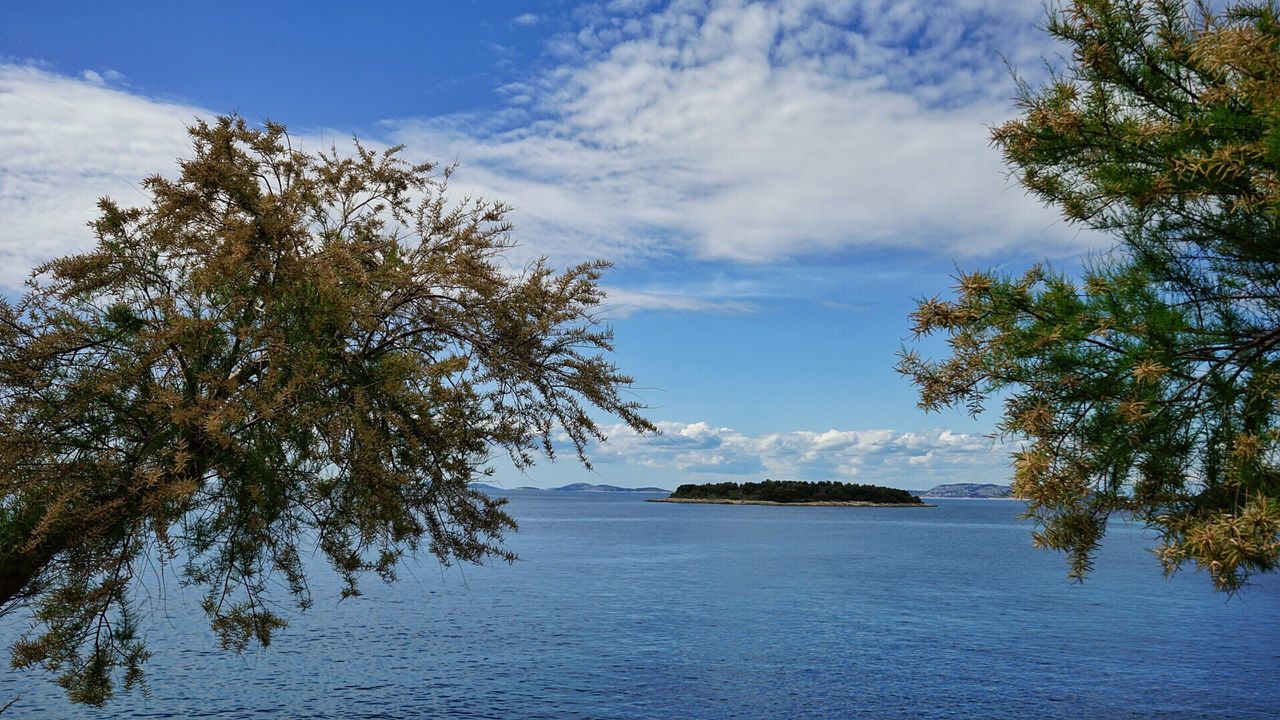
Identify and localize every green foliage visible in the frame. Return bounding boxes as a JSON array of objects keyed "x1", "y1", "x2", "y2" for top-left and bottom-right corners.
[
  {"x1": 899, "y1": 0, "x2": 1280, "y2": 591},
  {"x1": 671, "y1": 480, "x2": 921, "y2": 504},
  {"x1": 0, "y1": 116, "x2": 654, "y2": 705}
]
